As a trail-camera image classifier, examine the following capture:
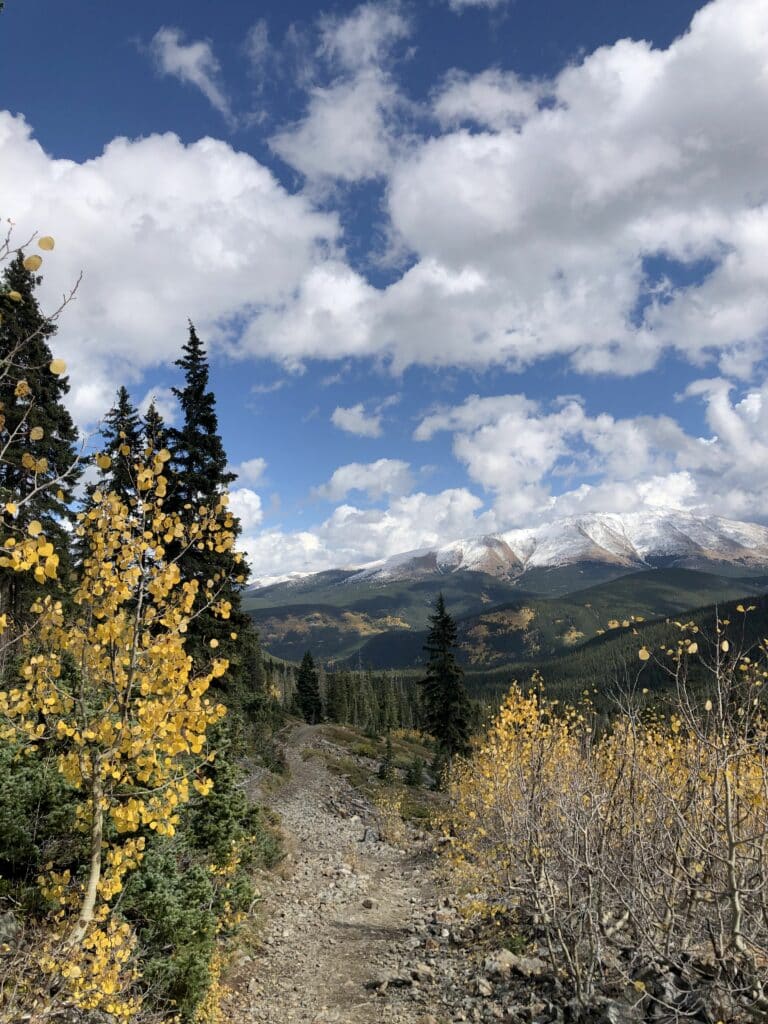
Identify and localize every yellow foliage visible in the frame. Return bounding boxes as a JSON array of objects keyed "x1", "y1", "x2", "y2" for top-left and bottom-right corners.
[{"x1": 0, "y1": 454, "x2": 238, "y2": 1016}]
